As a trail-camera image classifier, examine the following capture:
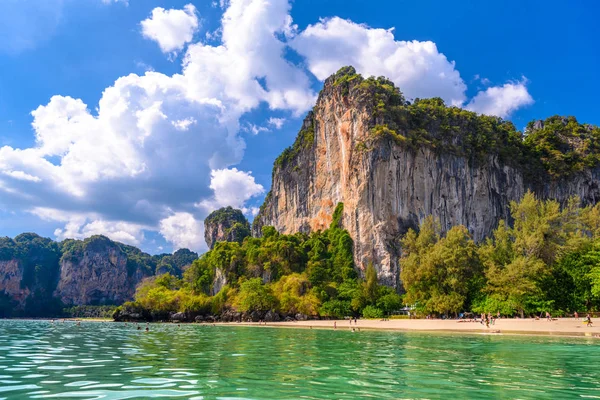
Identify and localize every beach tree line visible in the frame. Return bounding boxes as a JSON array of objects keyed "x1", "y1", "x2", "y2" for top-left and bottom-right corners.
[
  {"x1": 124, "y1": 203, "x2": 402, "y2": 320},
  {"x1": 401, "y1": 192, "x2": 600, "y2": 317}
]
